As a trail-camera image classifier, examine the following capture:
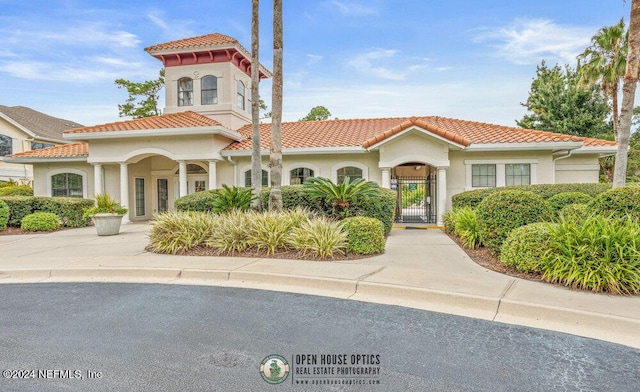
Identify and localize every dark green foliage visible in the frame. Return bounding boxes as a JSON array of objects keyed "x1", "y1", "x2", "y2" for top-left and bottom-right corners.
[
  {"x1": 558, "y1": 204, "x2": 591, "y2": 224},
  {"x1": 36, "y1": 197, "x2": 94, "y2": 227},
  {"x1": 0, "y1": 199, "x2": 8, "y2": 230},
  {"x1": 452, "y1": 183, "x2": 611, "y2": 209},
  {"x1": 588, "y1": 186, "x2": 640, "y2": 221},
  {"x1": 546, "y1": 192, "x2": 593, "y2": 214},
  {"x1": 476, "y1": 190, "x2": 553, "y2": 253},
  {"x1": 210, "y1": 185, "x2": 256, "y2": 213},
  {"x1": 0, "y1": 196, "x2": 35, "y2": 226},
  {"x1": 343, "y1": 188, "x2": 396, "y2": 235},
  {"x1": 21, "y1": 212, "x2": 60, "y2": 232},
  {"x1": 115, "y1": 69, "x2": 164, "y2": 118},
  {"x1": 500, "y1": 223, "x2": 554, "y2": 273},
  {"x1": 259, "y1": 185, "x2": 322, "y2": 211},
  {"x1": 0, "y1": 185, "x2": 34, "y2": 196},
  {"x1": 543, "y1": 216, "x2": 640, "y2": 294},
  {"x1": 303, "y1": 177, "x2": 380, "y2": 214},
  {"x1": 175, "y1": 190, "x2": 218, "y2": 212},
  {"x1": 342, "y1": 217, "x2": 385, "y2": 255}
]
